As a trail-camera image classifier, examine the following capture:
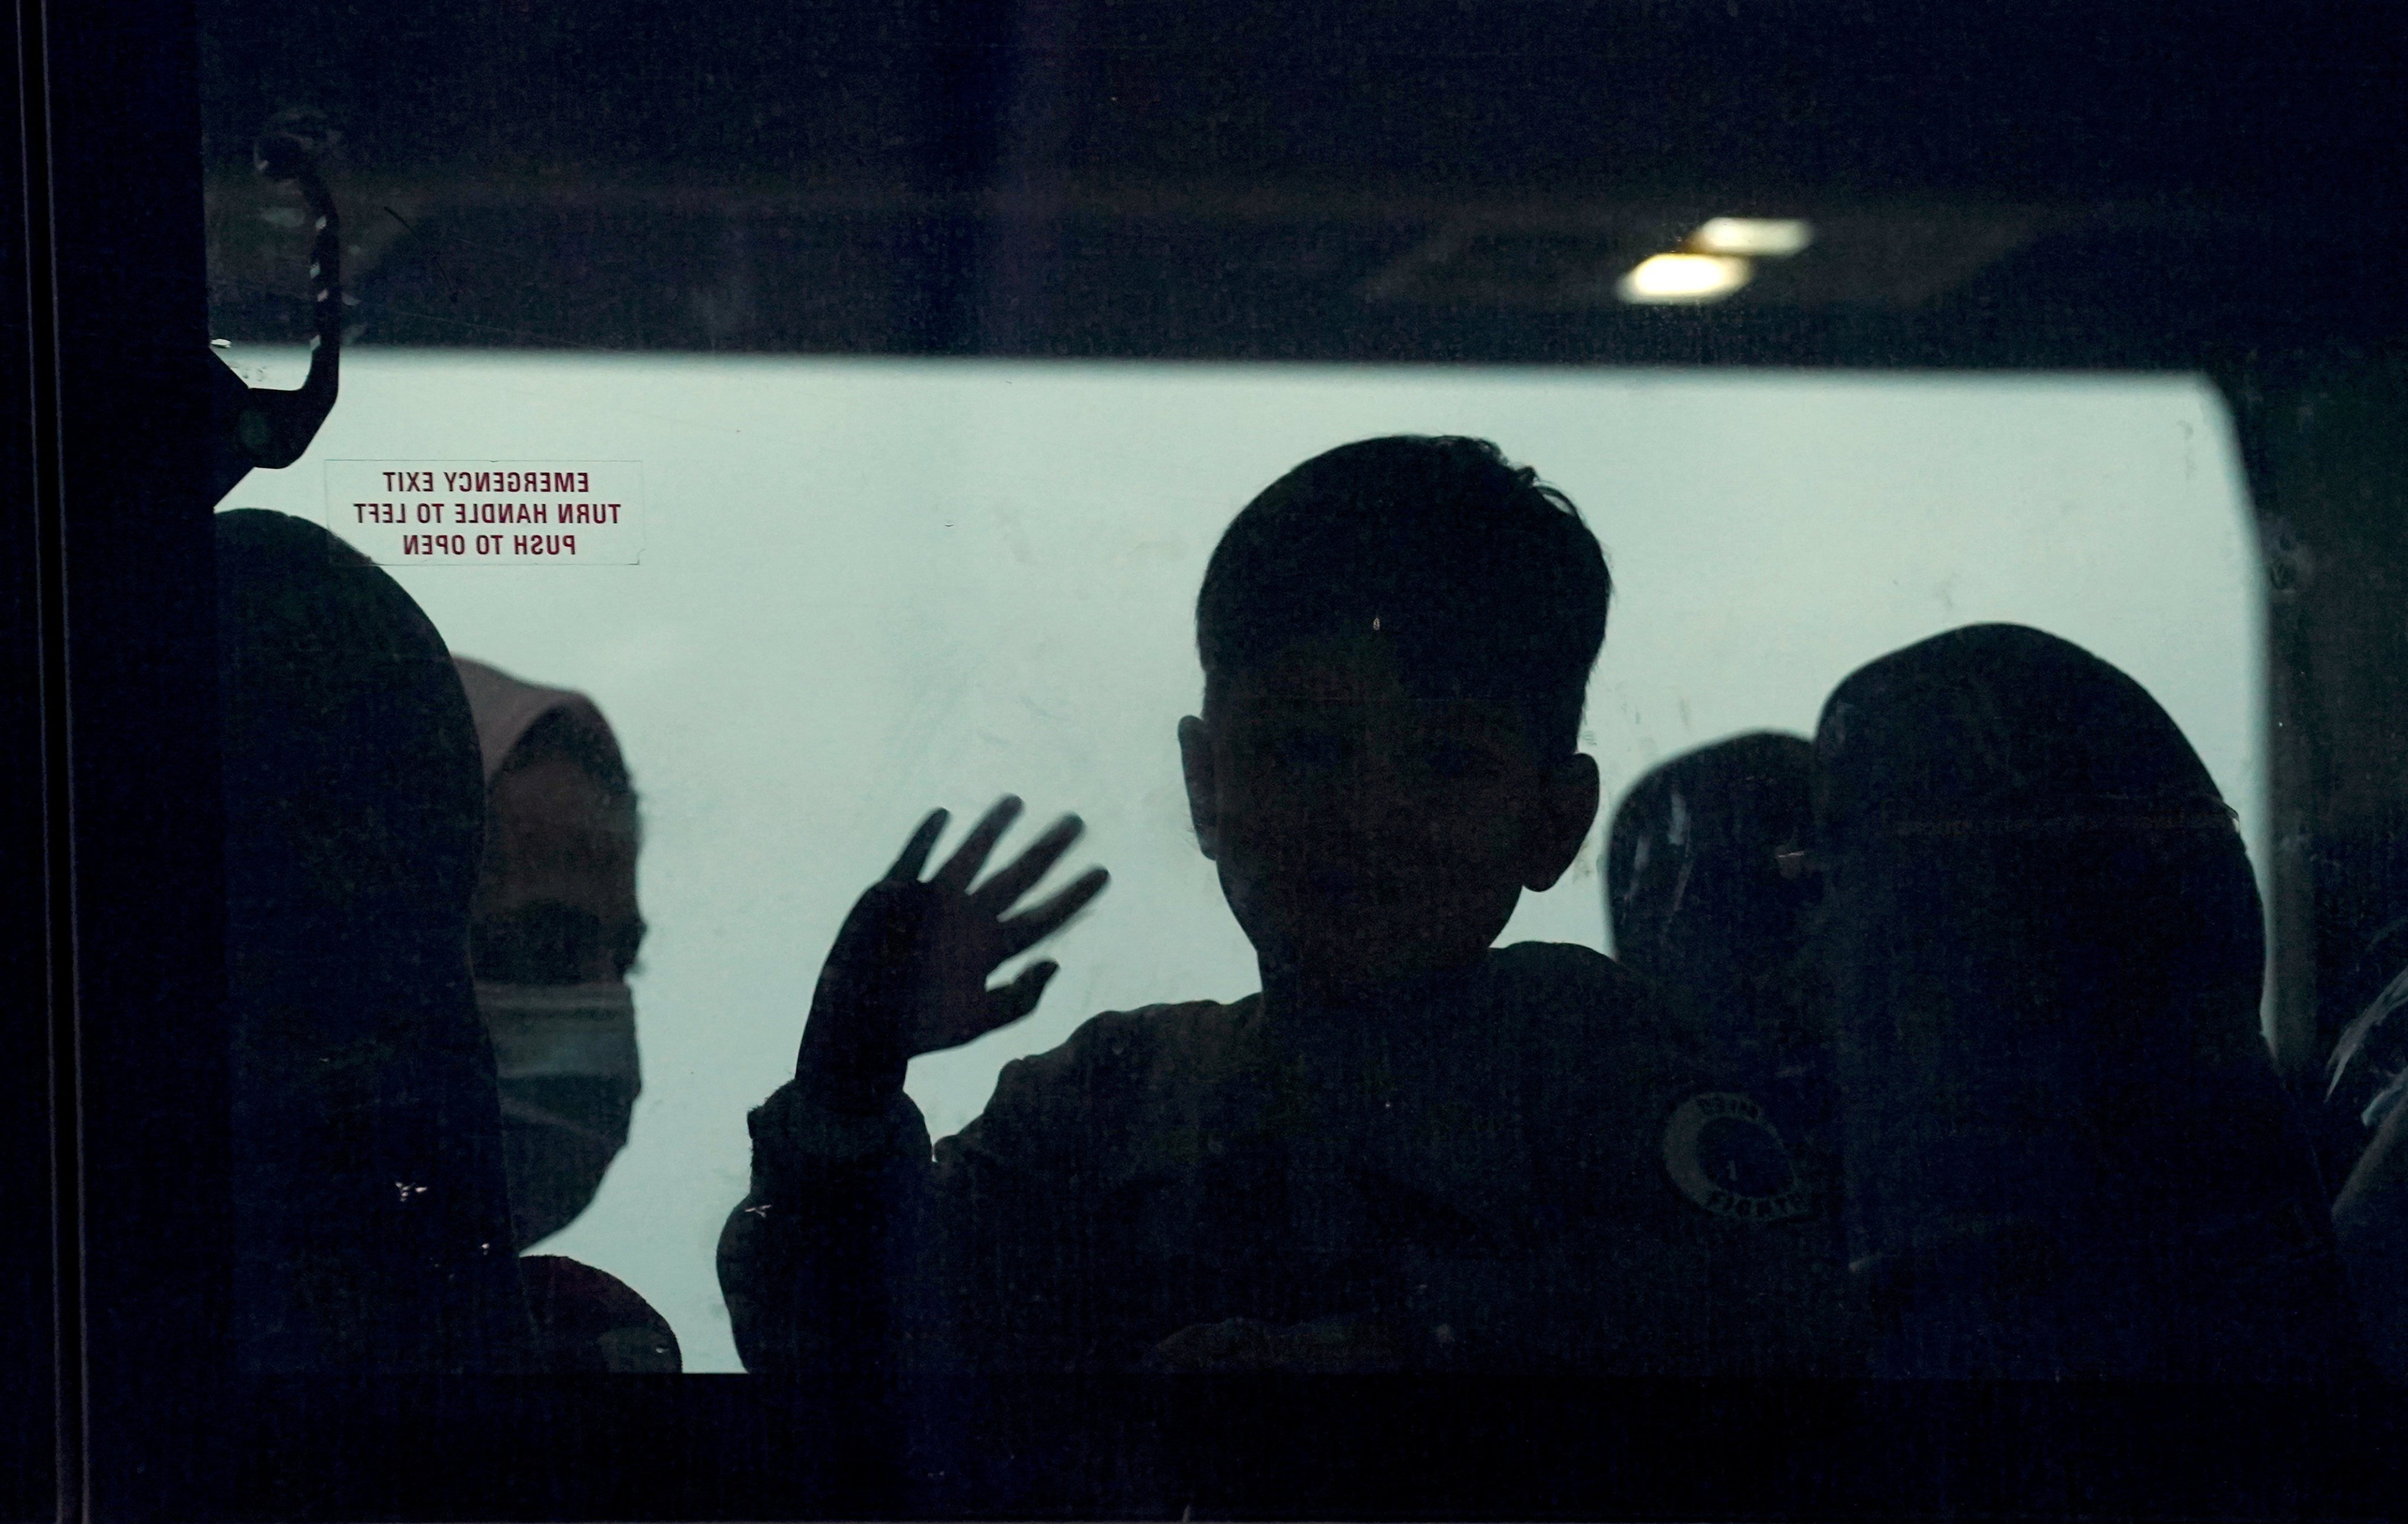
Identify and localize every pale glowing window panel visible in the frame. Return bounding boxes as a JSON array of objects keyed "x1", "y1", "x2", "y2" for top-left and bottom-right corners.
[
  {"x1": 213, "y1": 355, "x2": 2265, "y2": 1372},
  {"x1": 1690, "y1": 217, "x2": 1815, "y2": 257},
  {"x1": 1617, "y1": 252, "x2": 1752, "y2": 304}
]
